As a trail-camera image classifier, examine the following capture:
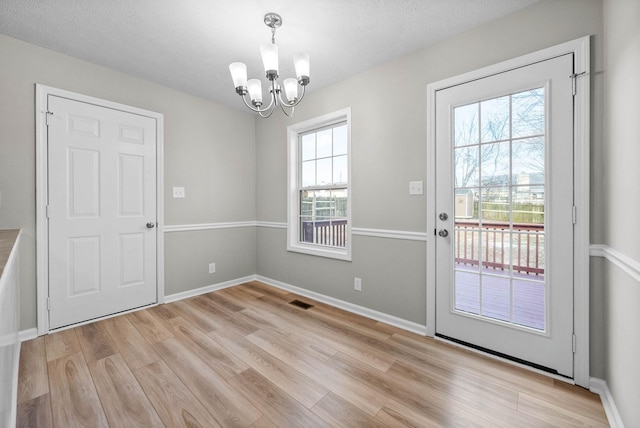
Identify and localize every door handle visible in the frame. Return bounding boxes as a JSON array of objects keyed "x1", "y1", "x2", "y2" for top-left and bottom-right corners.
[
  {"x1": 146, "y1": 222, "x2": 156, "y2": 229},
  {"x1": 439, "y1": 212, "x2": 449, "y2": 221},
  {"x1": 438, "y1": 229, "x2": 449, "y2": 237}
]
